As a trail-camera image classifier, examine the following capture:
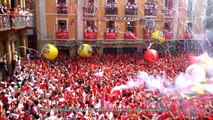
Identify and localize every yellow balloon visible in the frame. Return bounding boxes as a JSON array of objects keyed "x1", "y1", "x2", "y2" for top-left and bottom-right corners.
[
  {"x1": 151, "y1": 31, "x2": 165, "y2": 43},
  {"x1": 191, "y1": 86, "x2": 205, "y2": 94},
  {"x1": 77, "y1": 44, "x2": 93, "y2": 58},
  {"x1": 42, "y1": 44, "x2": 58, "y2": 60}
]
